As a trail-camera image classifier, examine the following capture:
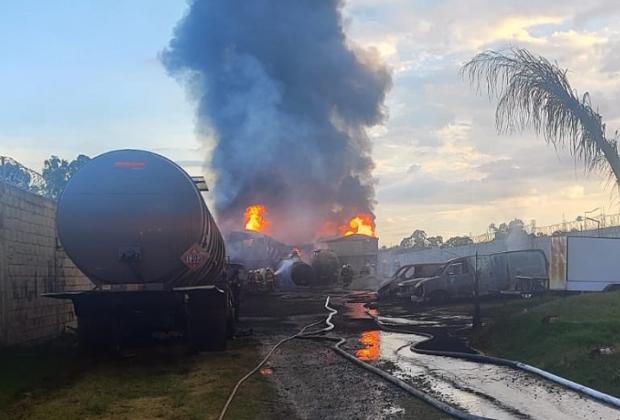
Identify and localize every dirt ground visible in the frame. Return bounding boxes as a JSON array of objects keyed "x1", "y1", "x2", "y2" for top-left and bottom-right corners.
[
  {"x1": 241, "y1": 288, "x2": 619, "y2": 420},
  {"x1": 241, "y1": 289, "x2": 446, "y2": 419},
  {"x1": 0, "y1": 286, "x2": 445, "y2": 420}
]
